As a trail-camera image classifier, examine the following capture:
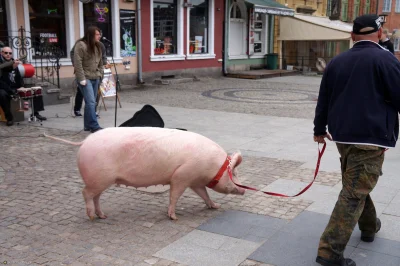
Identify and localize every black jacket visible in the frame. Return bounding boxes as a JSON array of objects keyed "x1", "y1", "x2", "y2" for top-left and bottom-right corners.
[
  {"x1": 314, "y1": 41, "x2": 400, "y2": 148},
  {"x1": 0, "y1": 56, "x2": 23, "y2": 95},
  {"x1": 379, "y1": 39, "x2": 395, "y2": 54}
]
